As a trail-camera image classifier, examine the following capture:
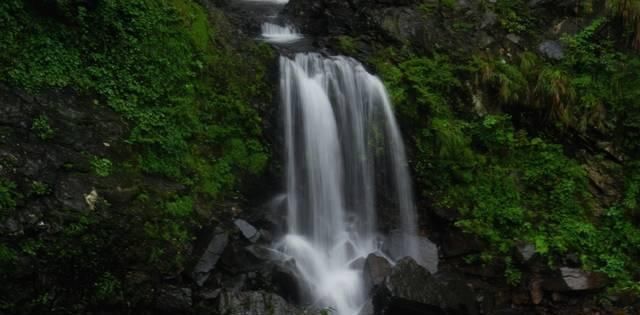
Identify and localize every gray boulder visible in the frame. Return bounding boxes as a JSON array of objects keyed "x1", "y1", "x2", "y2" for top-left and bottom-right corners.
[
  {"x1": 234, "y1": 219, "x2": 260, "y2": 243},
  {"x1": 542, "y1": 267, "x2": 608, "y2": 291},
  {"x1": 538, "y1": 40, "x2": 565, "y2": 60},
  {"x1": 363, "y1": 254, "x2": 392, "y2": 292},
  {"x1": 383, "y1": 231, "x2": 439, "y2": 274},
  {"x1": 193, "y1": 228, "x2": 229, "y2": 286}
]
